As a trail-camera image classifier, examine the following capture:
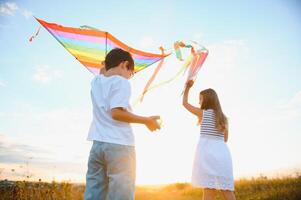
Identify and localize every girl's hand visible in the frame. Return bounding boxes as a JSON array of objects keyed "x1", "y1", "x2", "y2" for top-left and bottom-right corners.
[{"x1": 185, "y1": 80, "x2": 194, "y2": 89}]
